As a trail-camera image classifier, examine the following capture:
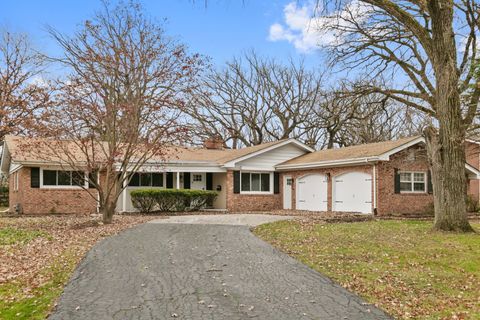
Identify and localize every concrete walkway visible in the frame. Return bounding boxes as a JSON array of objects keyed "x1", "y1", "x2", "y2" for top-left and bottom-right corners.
[
  {"x1": 148, "y1": 213, "x2": 294, "y2": 227},
  {"x1": 49, "y1": 216, "x2": 391, "y2": 320}
]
